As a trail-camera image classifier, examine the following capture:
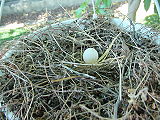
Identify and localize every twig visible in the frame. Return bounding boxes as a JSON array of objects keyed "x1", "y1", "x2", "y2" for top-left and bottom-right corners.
[
  {"x1": 98, "y1": 32, "x2": 121, "y2": 63},
  {"x1": 61, "y1": 65, "x2": 96, "y2": 79},
  {"x1": 79, "y1": 104, "x2": 112, "y2": 120}
]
